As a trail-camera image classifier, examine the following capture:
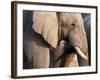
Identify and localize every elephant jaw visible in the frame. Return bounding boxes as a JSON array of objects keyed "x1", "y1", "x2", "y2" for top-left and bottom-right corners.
[{"x1": 75, "y1": 47, "x2": 88, "y2": 61}]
